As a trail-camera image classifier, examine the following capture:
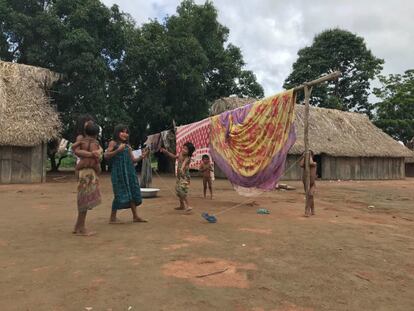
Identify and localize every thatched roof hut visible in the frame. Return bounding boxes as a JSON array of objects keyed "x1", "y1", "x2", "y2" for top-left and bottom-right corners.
[
  {"x1": 210, "y1": 96, "x2": 257, "y2": 116},
  {"x1": 0, "y1": 61, "x2": 61, "y2": 146},
  {"x1": 0, "y1": 61, "x2": 61, "y2": 183},
  {"x1": 405, "y1": 139, "x2": 414, "y2": 176},
  {"x1": 290, "y1": 105, "x2": 411, "y2": 158},
  {"x1": 211, "y1": 97, "x2": 412, "y2": 180}
]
